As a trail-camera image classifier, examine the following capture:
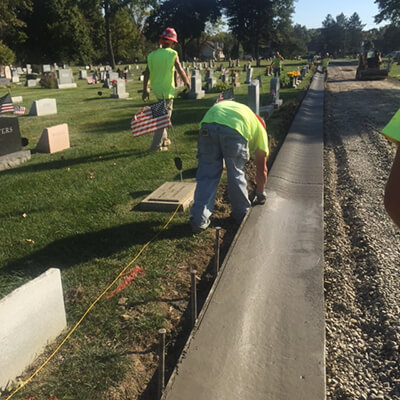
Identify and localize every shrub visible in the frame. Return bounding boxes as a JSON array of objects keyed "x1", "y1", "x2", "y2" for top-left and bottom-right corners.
[
  {"x1": 39, "y1": 72, "x2": 57, "y2": 89},
  {"x1": 0, "y1": 41, "x2": 15, "y2": 65},
  {"x1": 210, "y1": 82, "x2": 232, "y2": 93}
]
